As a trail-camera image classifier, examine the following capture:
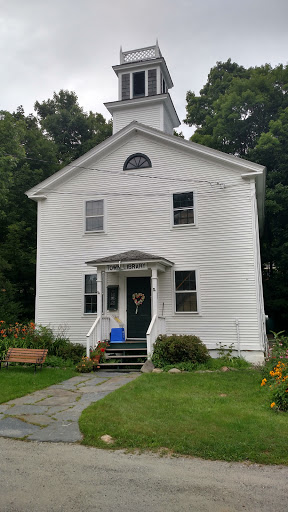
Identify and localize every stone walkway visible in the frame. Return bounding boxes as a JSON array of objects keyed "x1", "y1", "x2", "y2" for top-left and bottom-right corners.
[{"x1": 0, "y1": 372, "x2": 139, "y2": 443}]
